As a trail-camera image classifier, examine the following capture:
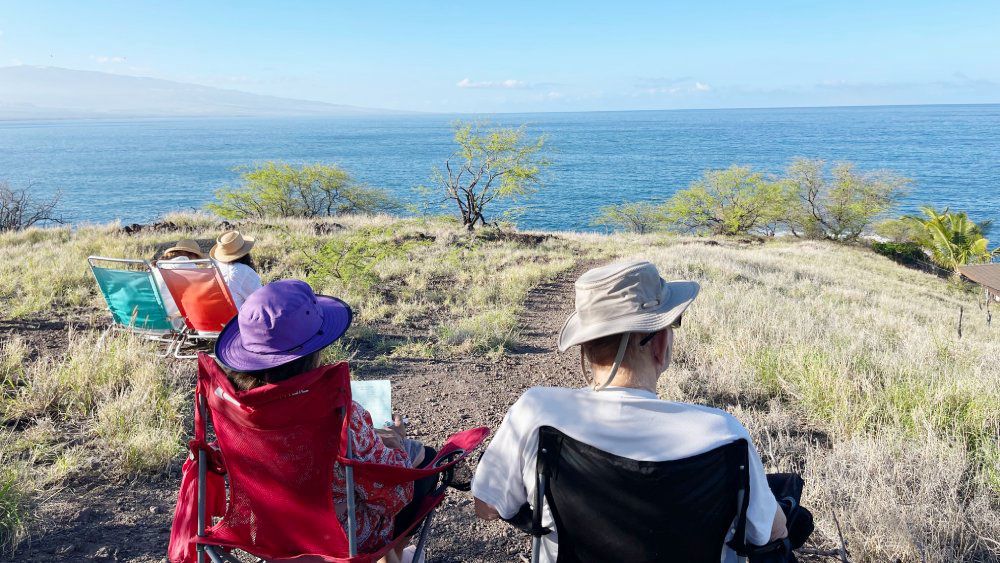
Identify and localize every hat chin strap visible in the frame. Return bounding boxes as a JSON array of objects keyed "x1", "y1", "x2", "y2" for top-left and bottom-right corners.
[{"x1": 594, "y1": 333, "x2": 630, "y2": 391}]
